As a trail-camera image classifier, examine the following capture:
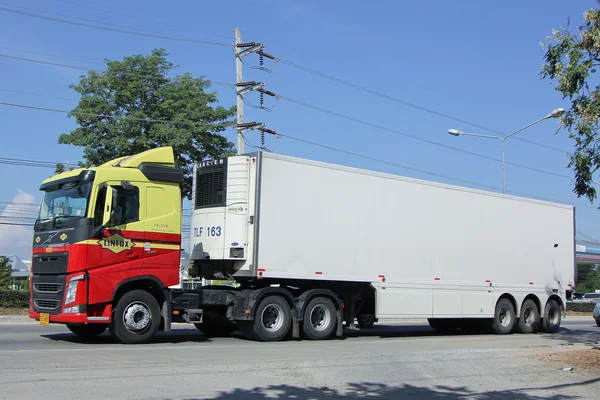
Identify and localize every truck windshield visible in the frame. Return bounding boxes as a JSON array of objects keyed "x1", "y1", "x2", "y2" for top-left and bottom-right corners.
[{"x1": 38, "y1": 180, "x2": 93, "y2": 221}]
